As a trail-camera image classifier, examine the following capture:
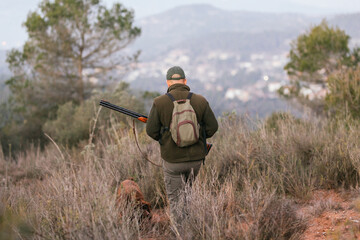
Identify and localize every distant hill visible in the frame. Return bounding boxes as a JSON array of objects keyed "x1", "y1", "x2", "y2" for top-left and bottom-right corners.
[
  {"x1": 126, "y1": 5, "x2": 360, "y2": 117},
  {"x1": 134, "y1": 4, "x2": 321, "y2": 60},
  {"x1": 2, "y1": 5, "x2": 360, "y2": 116},
  {"x1": 330, "y1": 13, "x2": 360, "y2": 38},
  {"x1": 134, "y1": 5, "x2": 360, "y2": 60},
  {"x1": 176, "y1": 30, "x2": 296, "y2": 57}
]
